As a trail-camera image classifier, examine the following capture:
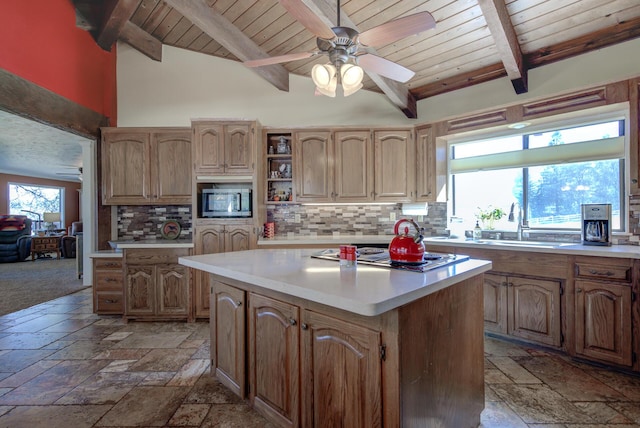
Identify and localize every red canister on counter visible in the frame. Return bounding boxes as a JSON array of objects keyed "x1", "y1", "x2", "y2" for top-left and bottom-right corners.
[
  {"x1": 339, "y1": 245, "x2": 357, "y2": 267},
  {"x1": 264, "y1": 222, "x2": 275, "y2": 239}
]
